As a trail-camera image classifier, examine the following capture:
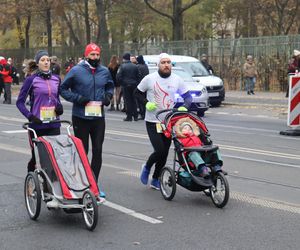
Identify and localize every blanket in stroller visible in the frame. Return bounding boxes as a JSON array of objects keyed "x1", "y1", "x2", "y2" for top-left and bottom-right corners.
[{"x1": 37, "y1": 135, "x2": 99, "y2": 199}]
